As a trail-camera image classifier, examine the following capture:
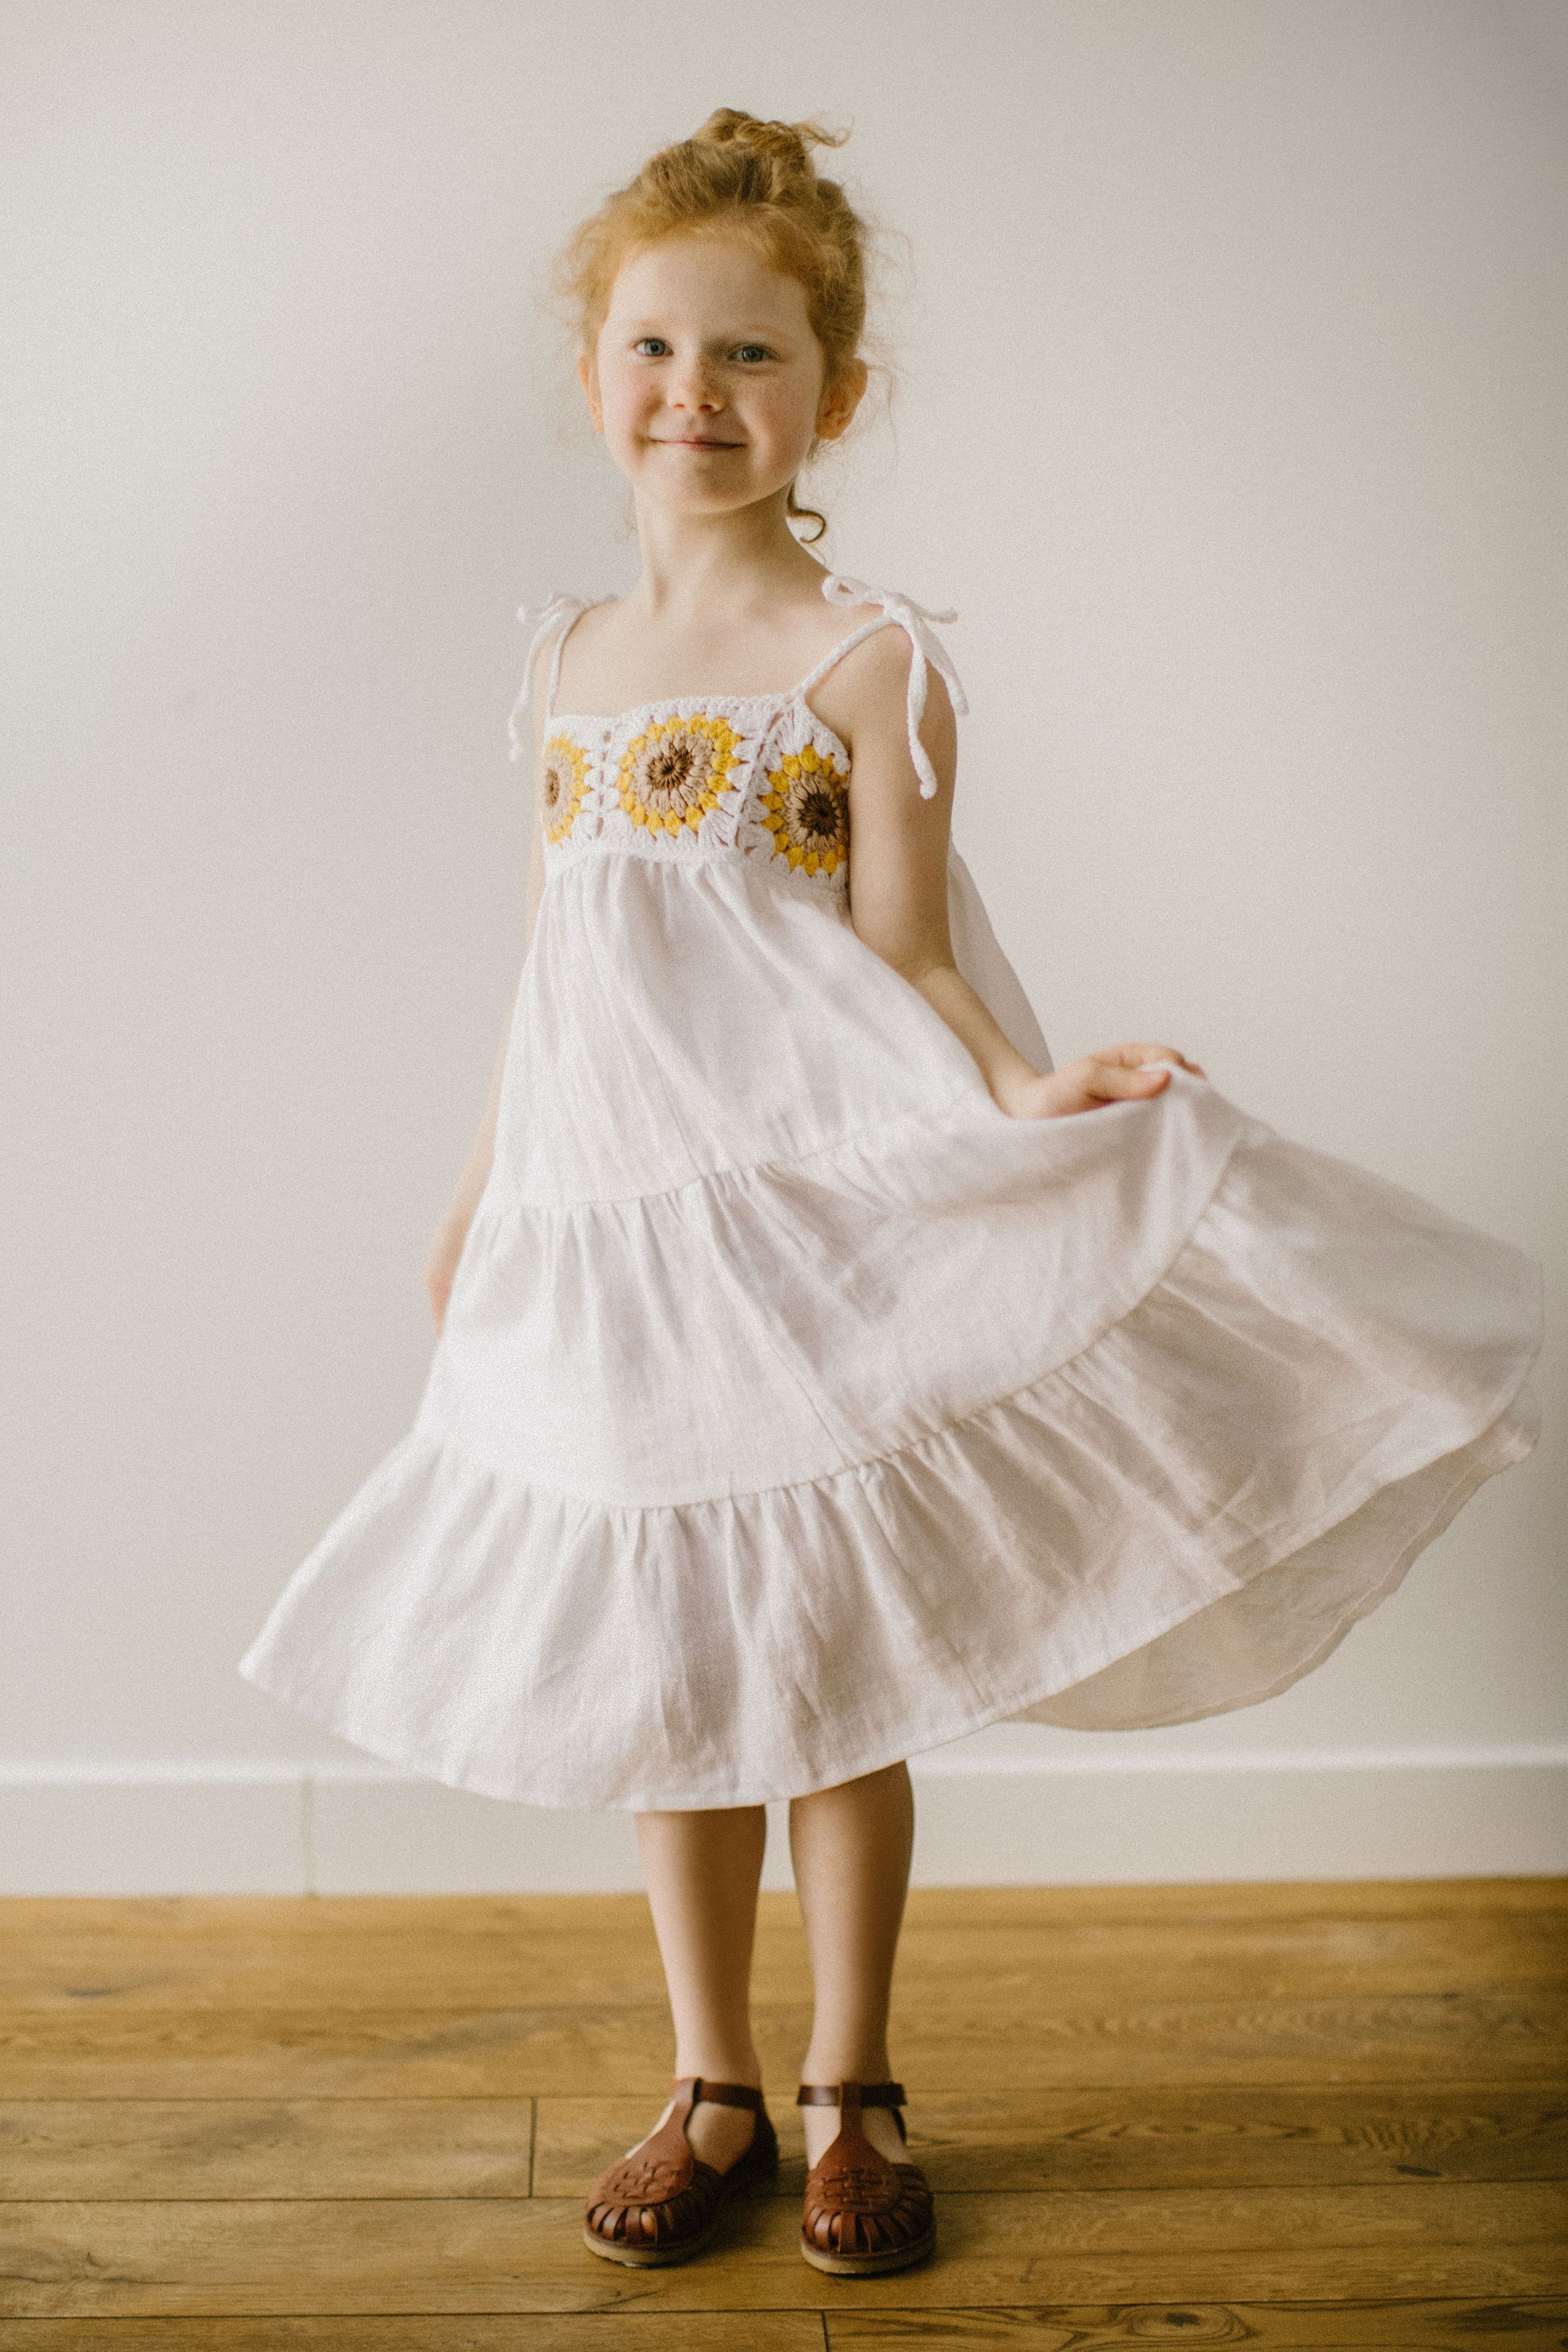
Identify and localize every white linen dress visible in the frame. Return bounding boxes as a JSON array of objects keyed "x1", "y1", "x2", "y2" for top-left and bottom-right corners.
[{"x1": 238, "y1": 574, "x2": 1544, "y2": 1810}]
